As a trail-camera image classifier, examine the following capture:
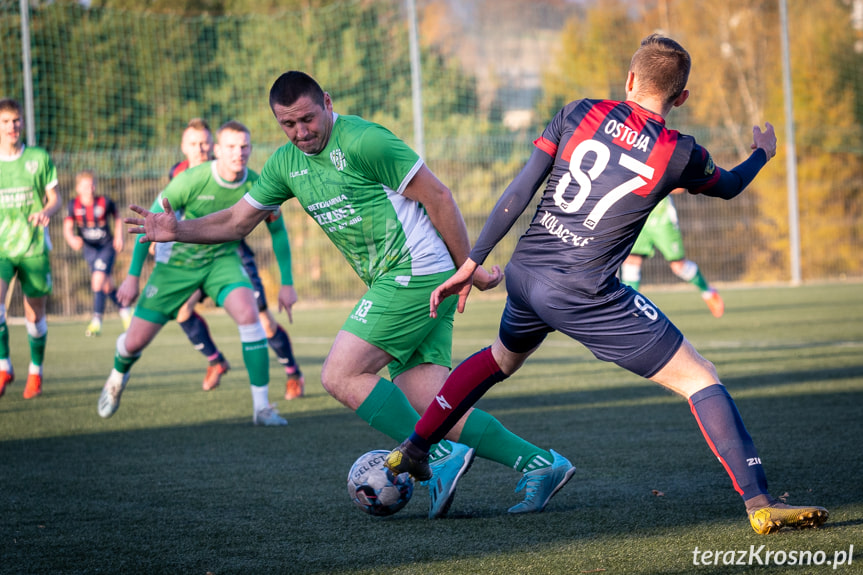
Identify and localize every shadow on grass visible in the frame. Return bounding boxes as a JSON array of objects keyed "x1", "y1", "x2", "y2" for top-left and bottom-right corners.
[{"x1": 2, "y1": 377, "x2": 859, "y2": 574}]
